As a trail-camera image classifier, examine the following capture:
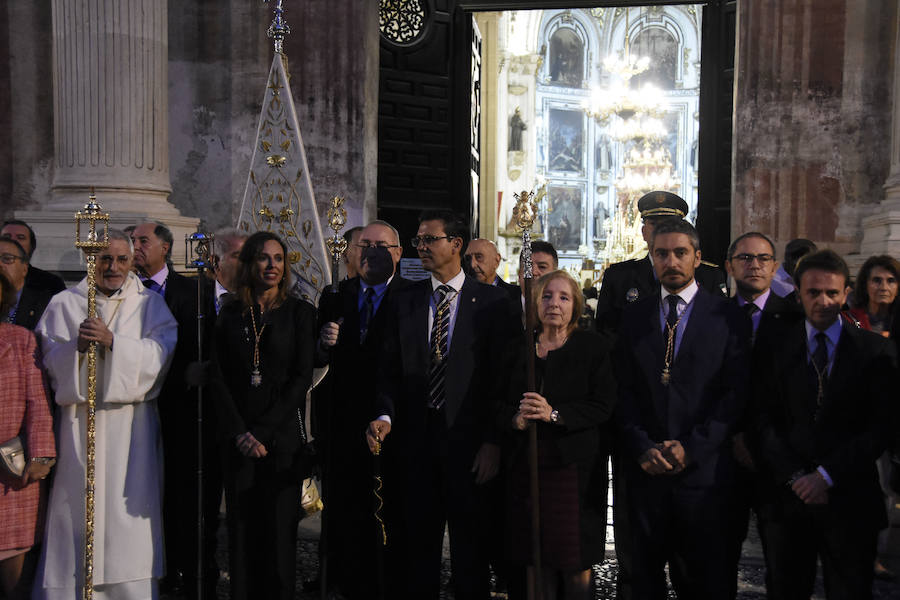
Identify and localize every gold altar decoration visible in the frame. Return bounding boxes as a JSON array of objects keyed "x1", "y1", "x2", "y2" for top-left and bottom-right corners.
[{"x1": 74, "y1": 190, "x2": 110, "y2": 600}]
